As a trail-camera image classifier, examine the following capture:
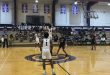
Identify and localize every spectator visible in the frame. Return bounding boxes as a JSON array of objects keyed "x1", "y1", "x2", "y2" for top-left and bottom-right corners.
[
  {"x1": 3, "y1": 34, "x2": 8, "y2": 48},
  {"x1": 1, "y1": 35, "x2": 4, "y2": 48},
  {"x1": 9, "y1": 34, "x2": 14, "y2": 47}
]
